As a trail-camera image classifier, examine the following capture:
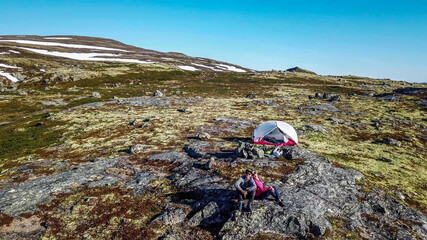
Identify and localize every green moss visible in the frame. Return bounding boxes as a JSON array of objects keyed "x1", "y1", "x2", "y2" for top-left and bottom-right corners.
[{"x1": 0, "y1": 118, "x2": 65, "y2": 166}]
